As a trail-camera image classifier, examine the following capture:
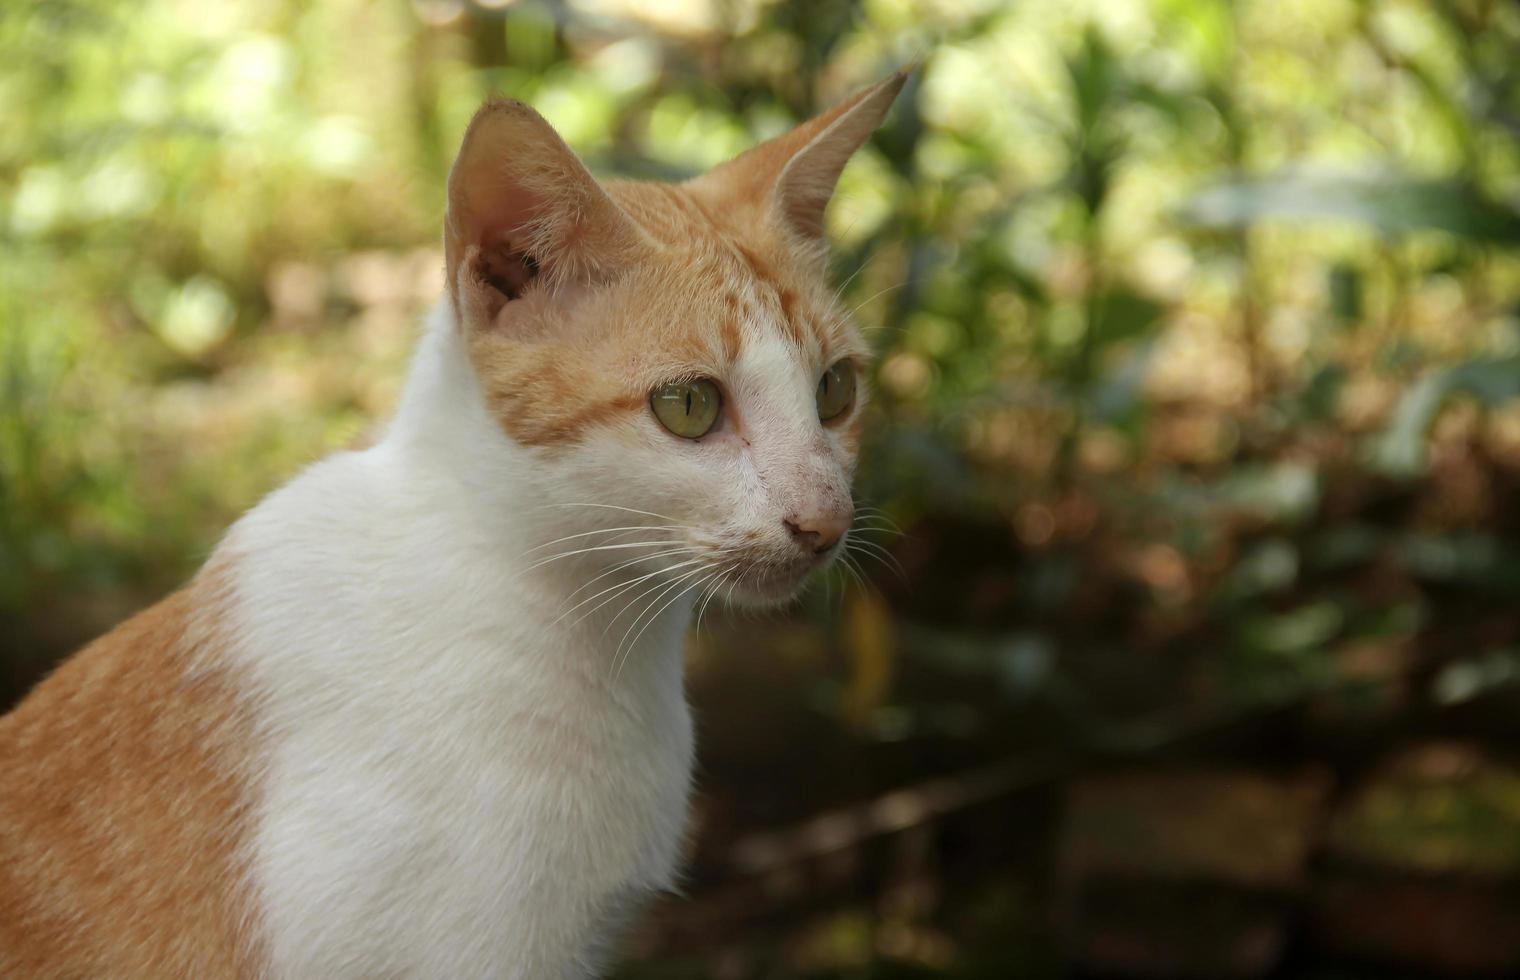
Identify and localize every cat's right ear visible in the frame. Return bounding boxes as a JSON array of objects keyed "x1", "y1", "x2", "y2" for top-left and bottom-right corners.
[{"x1": 444, "y1": 99, "x2": 645, "y2": 328}]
